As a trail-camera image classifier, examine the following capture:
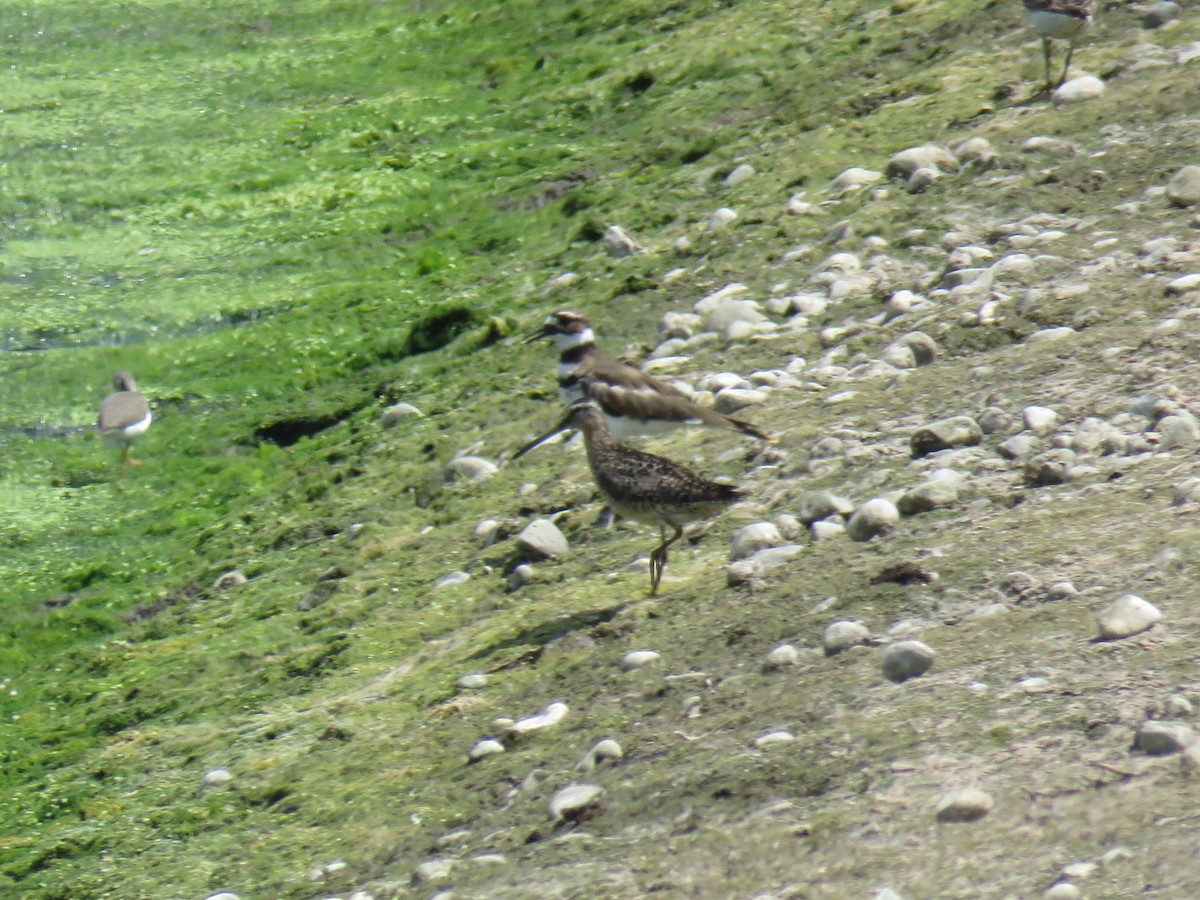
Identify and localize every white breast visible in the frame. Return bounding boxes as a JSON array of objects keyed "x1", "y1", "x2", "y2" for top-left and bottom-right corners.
[
  {"x1": 123, "y1": 411, "x2": 153, "y2": 438},
  {"x1": 1028, "y1": 9, "x2": 1089, "y2": 39}
]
